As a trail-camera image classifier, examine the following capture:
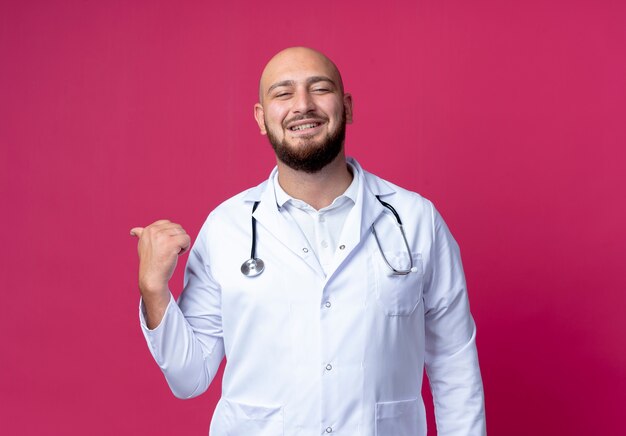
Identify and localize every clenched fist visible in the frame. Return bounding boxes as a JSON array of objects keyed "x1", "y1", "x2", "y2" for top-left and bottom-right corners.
[{"x1": 130, "y1": 220, "x2": 191, "y2": 328}]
